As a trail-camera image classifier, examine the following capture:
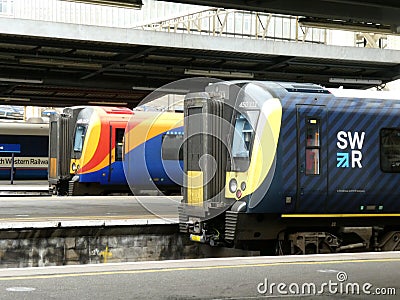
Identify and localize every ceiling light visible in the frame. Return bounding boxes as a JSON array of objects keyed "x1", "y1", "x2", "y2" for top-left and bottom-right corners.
[
  {"x1": 0, "y1": 77, "x2": 43, "y2": 84},
  {"x1": 329, "y1": 78, "x2": 382, "y2": 85},
  {"x1": 299, "y1": 17, "x2": 393, "y2": 34},
  {"x1": 0, "y1": 97, "x2": 30, "y2": 102},
  {"x1": 20, "y1": 58, "x2": 102, "y2": 69},
  {"x1": 184, "y1": 69, "x2": 254, "y2": 79},
  {"x1": 88, "y1": 101, "x2": 128, "y2": 105},
  {"x1": 63, "y1": 0, "x2": 142, "y2": 8},
  {"x1": 132, "y1": 86, "x2": 189, "y2": 93}
]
